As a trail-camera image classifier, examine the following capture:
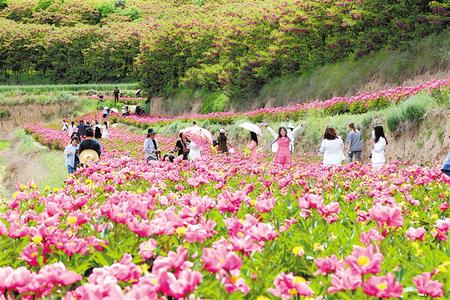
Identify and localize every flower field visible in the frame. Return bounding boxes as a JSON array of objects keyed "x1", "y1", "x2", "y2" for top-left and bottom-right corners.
[
  {"x1": 113, "y1": 78, "x2": 450, "y2": 127},
  {"x1": 3, "y1": 118, "x2": 450, "y2": 299}
]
